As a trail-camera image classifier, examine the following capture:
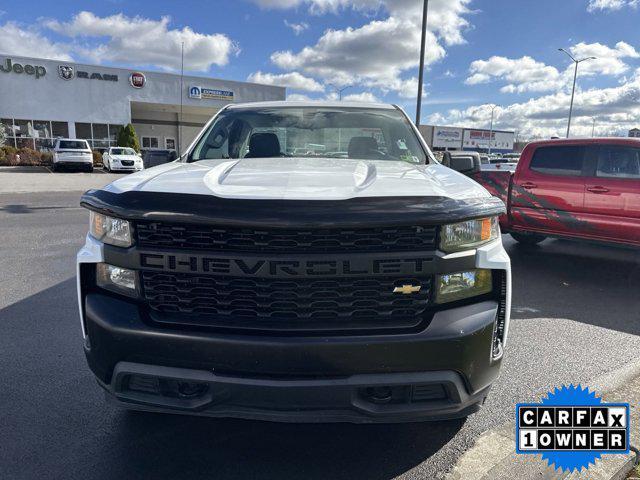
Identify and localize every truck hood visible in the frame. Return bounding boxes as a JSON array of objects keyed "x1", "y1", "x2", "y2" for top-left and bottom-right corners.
[{"x1": 103, "y1": 157, "x2": 490, "y2": 201}]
